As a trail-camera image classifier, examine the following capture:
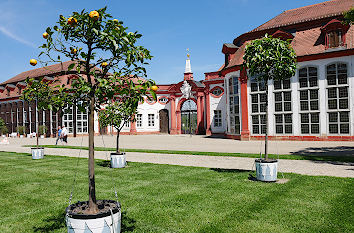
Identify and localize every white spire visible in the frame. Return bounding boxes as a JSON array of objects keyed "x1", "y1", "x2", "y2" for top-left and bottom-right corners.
[{"x1": 185, "y1": 49, "x2": 192, "y2": 73}]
